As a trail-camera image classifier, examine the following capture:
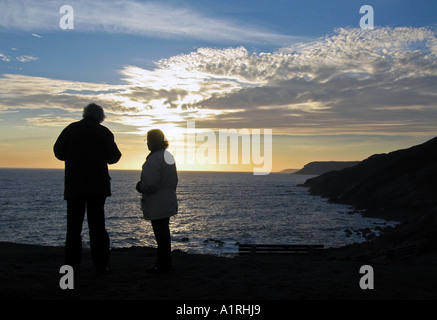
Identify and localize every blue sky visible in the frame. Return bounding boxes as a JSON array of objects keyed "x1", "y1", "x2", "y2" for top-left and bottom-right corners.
[
  {"x1": 1, "y1": 0, "x2": 437, "y2": 171},
  {"x1": 2, "y1": 0, "x2": 436, "y2": 83}
]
